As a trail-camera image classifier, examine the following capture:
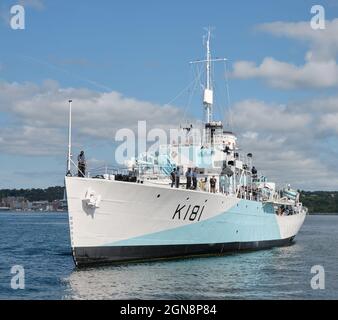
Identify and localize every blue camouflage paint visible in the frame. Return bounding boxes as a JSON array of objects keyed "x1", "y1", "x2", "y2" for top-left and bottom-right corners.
[{"x1": 105, "y1": 199, "x2": 282, "y2": 247}]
